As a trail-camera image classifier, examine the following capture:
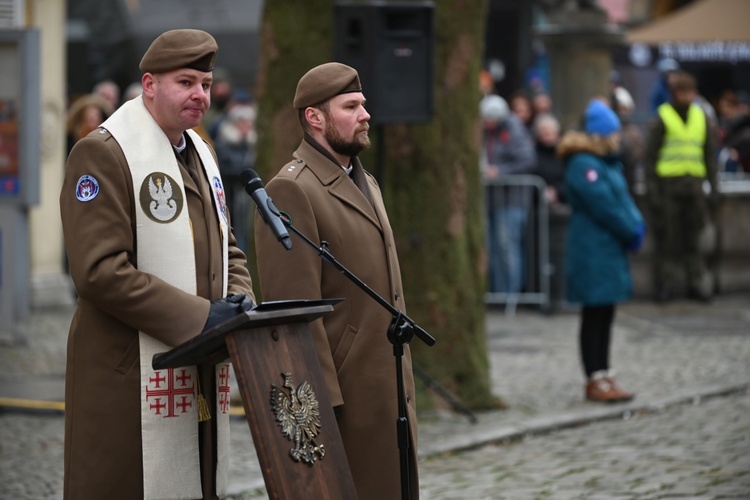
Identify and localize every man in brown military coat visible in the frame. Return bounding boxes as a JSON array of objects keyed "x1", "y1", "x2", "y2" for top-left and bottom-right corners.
[
  {"x1": 60, "y1": 30, "x2": 254, "y2": 499},
  {"x1": 254, "y1": 62, "x2": 419, "y2": 499}
]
